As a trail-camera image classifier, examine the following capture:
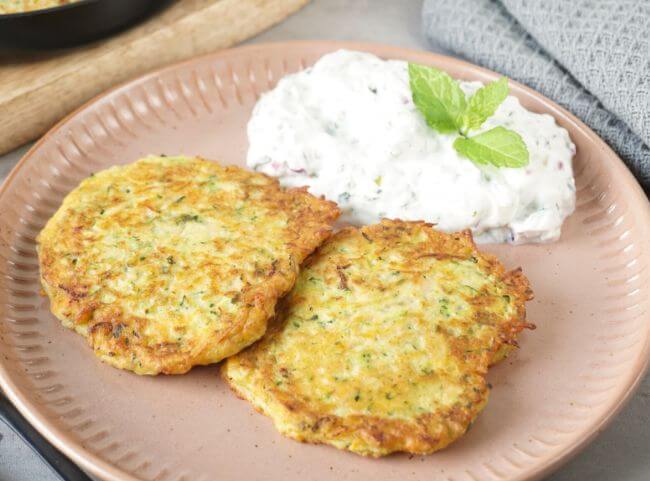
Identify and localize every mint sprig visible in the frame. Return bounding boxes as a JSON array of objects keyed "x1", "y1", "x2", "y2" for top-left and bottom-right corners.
[{"x1": 409, "y1": 63, "x2": 529, "y2": 168}]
